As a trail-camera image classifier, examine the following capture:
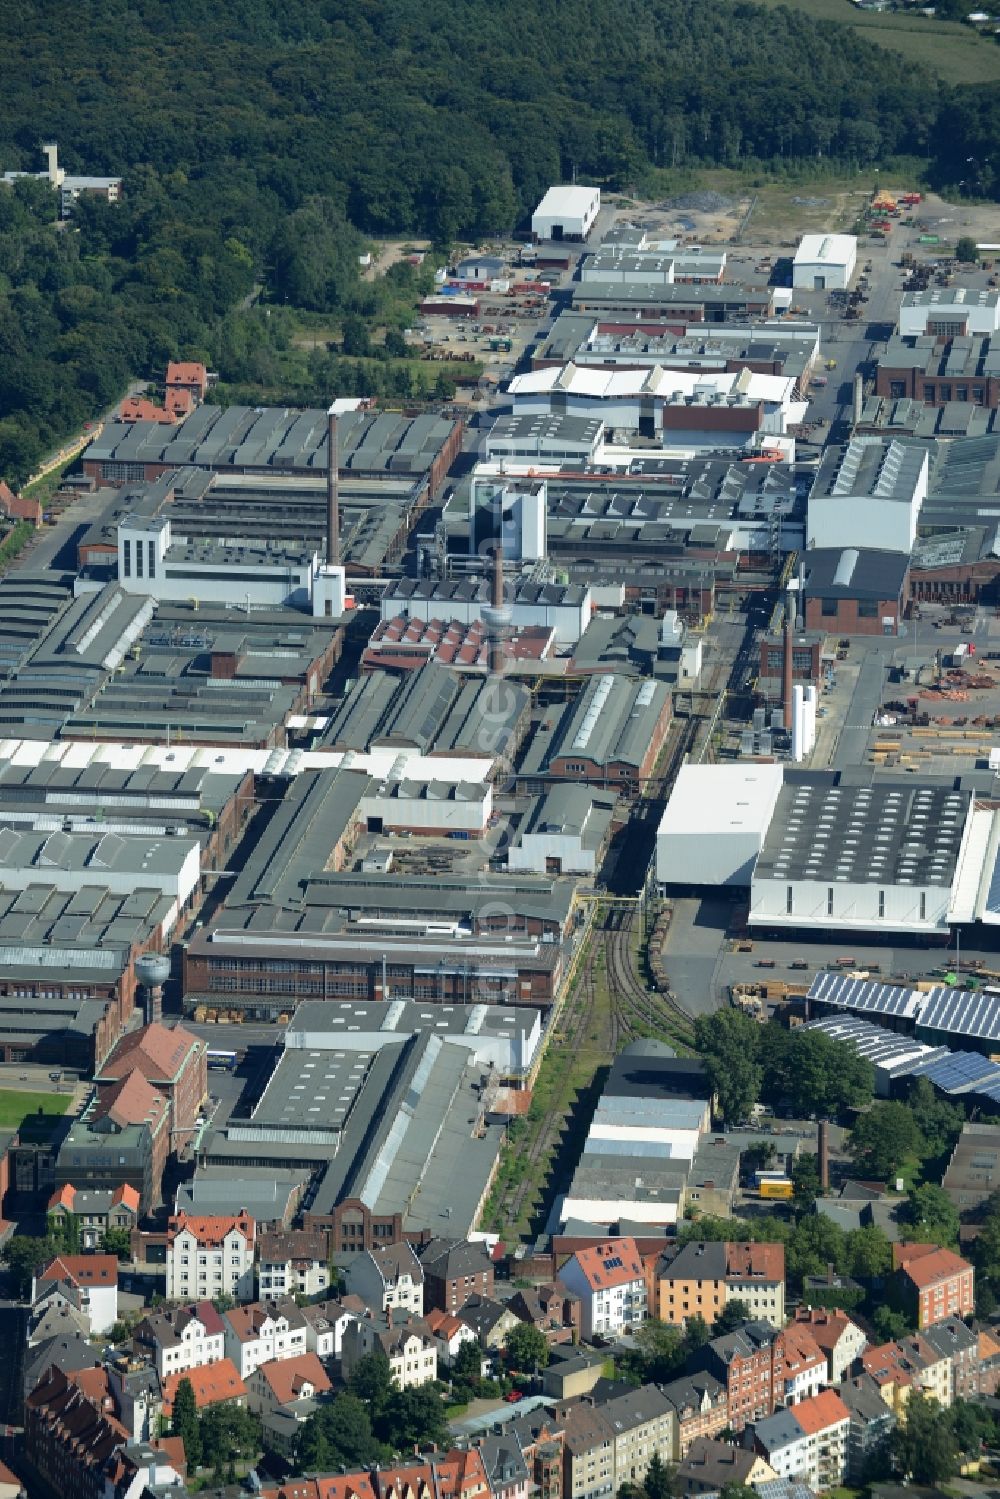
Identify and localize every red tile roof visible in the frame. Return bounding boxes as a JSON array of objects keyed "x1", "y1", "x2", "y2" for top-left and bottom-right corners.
[
  {"x1": 168, "y1": 1212, "x2": 254, "y2": 1248},
  {"x1": 254, "y1": 1352, "x2": 331, "y2": 1405},
  {"x1": 792, "y1": 1387, "x2": 850, "y2": 1435},
  {"x1": 37, "y1": 1253, "x2": 118, "y2": 1289},
  {"x1": 777, "y1": 1321, "x2": 826, "y2": 1371},
  {"x1": 894, "y1": 1242, "x2": 972, "y2": 1289},
  {"x1": 161, "y1": 1358, "x2": 246, "y2": 1413},
  {"x1": 101, "y1": 1022, "x2": 200, "y2": 1084},
  {"x1": 93, "y1": 1068, "x2": 168, "y2": 1129},
  {"x1": 726, "y1": 1240, "x2": 785, "y2": 1281},
  {"x1": 565, "y1": 1237, "x2": 644, "y2": 1292}
]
